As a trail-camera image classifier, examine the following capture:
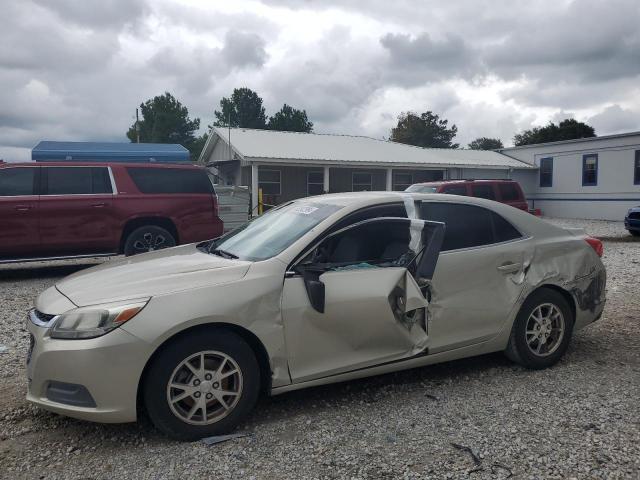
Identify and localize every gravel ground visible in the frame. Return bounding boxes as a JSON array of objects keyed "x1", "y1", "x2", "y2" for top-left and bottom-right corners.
[{"x1": 0, "y1": 219, "x2": 639, "y2": 479}]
